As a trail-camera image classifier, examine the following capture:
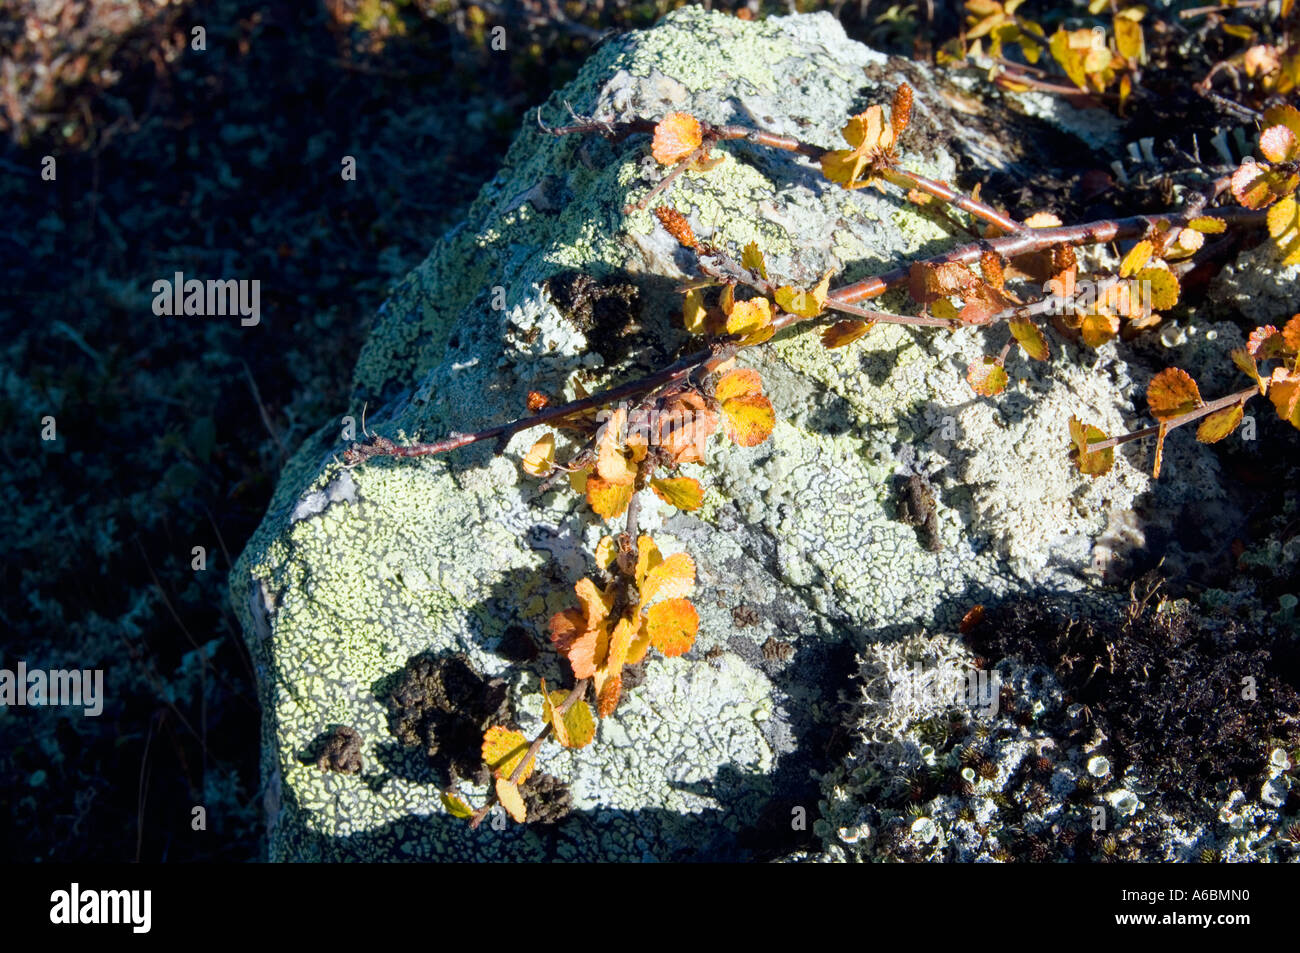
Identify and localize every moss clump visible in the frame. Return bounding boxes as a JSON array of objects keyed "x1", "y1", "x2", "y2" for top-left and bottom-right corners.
[
  {"x1": 966, "y1": 575, "x2": 1300, "y2": 806},
  {"x1": 385, "y1": 654, "x2": 512, "y2": 783}
]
